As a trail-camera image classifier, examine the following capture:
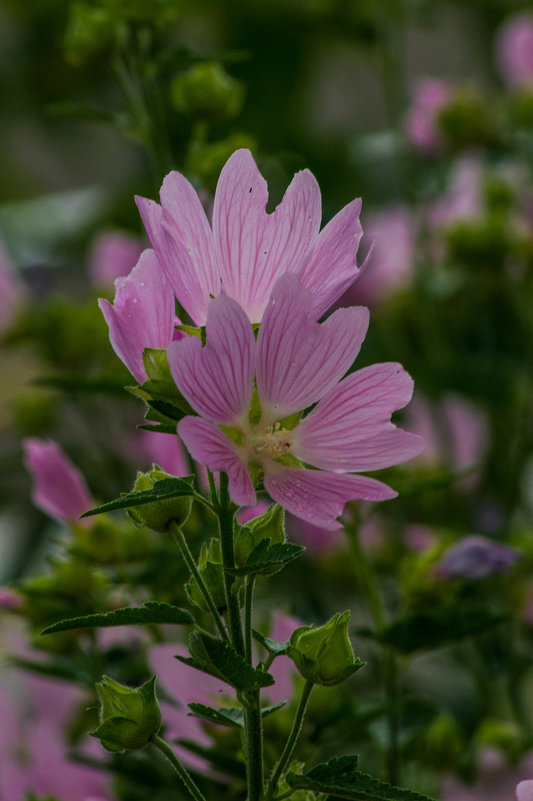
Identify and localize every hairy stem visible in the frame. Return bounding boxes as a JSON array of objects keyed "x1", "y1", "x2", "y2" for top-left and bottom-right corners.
[
  {"x1": 267, "y1": 679, "x2": 314, "y2": 800},
  {"x1": 150, "y1": 734, "x2": 207, "y2": 801},
  {"x1": 217, "y1": 472, "x2": 244, "y2": 655}
]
